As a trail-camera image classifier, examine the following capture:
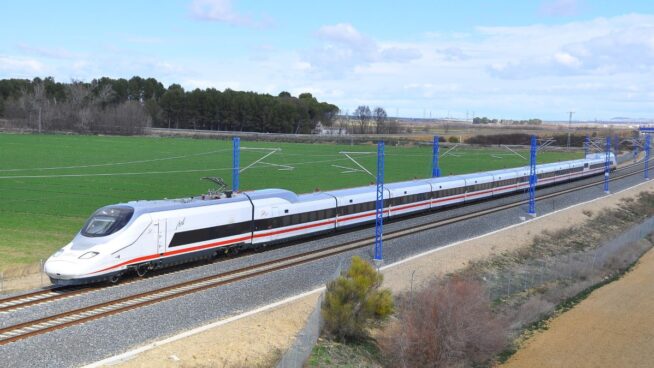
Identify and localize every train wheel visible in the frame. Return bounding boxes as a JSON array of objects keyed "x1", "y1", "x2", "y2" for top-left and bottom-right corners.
[
  {"x1": 136, "y1": 264, "x2": 149, "y2": 277},
  {"x1": 109, "y1": 273, "x2": 122, "y2": 284}
]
